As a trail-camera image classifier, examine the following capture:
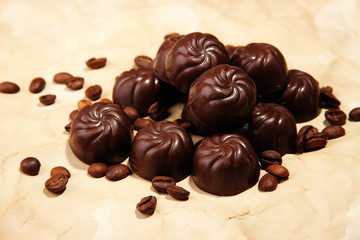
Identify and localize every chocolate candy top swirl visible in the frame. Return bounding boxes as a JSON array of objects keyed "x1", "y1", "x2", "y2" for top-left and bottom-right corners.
[
  {"x1": 69, "y1": 102, "x2": 133, "y2": 165},
  {"x1": 165, "y1": 32, "x2": 229, "y2": 93}
]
